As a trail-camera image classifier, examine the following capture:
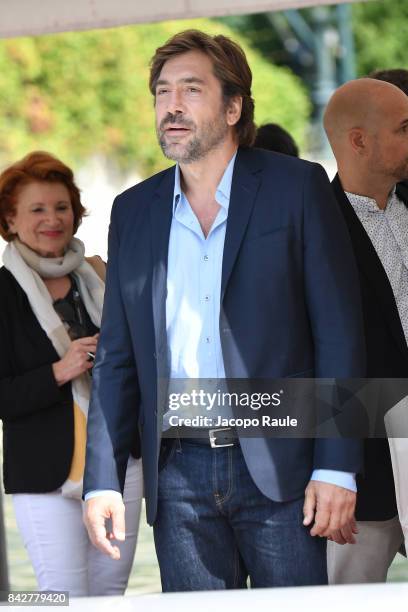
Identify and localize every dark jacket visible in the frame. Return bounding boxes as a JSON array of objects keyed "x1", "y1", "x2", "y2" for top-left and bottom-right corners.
[
  {"x1": 0, "y1": 266, "x2": 140, "y2": 493},
  {"x1": 332, "y1": 174, "x2": 408, "y2": 520},
  {"x1": 84, "y1": 148, "x2": 366, "y2": 525},
  {"x1": 0, "y1": 266, "x2": 74, "y2": 492}
]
